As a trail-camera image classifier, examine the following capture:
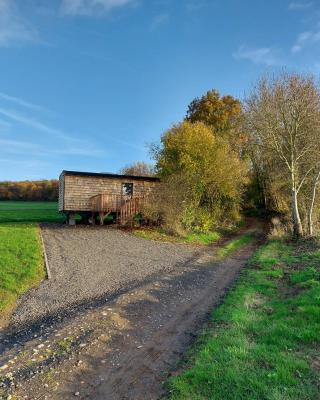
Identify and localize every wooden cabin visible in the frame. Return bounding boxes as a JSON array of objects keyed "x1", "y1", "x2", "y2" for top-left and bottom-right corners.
[{"x1": 59, "y1": 170, "x2": 160, "y2": 225}]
